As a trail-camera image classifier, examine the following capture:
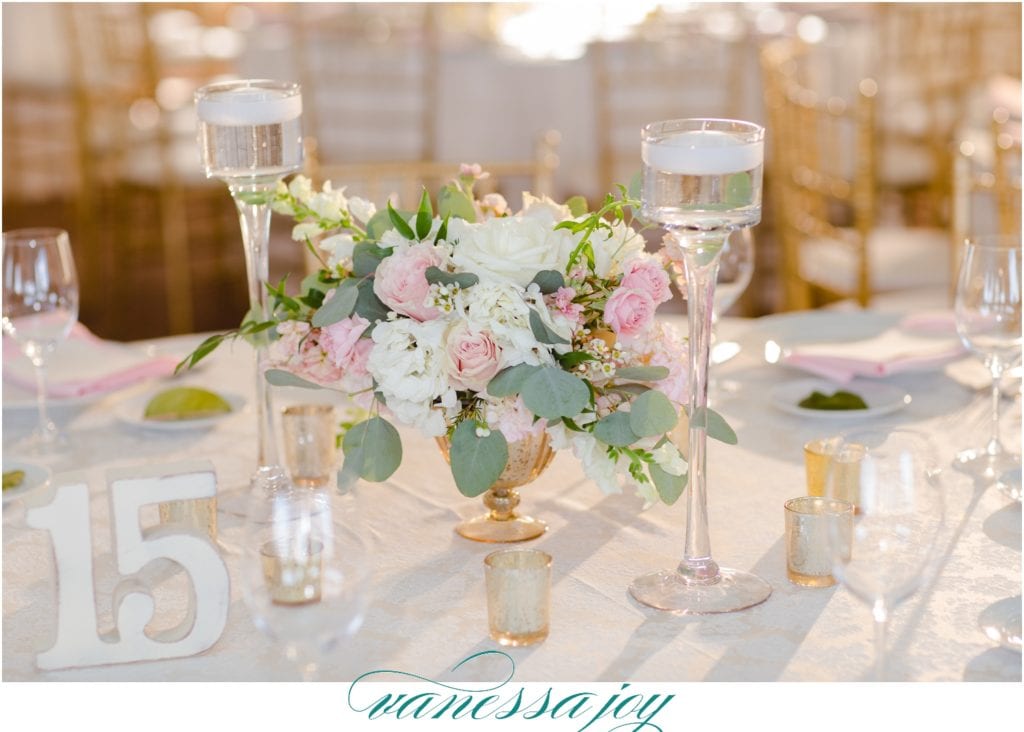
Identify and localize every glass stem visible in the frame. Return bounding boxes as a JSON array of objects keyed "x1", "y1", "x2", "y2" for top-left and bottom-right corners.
[
  {"x1": 675, "y1": 231, "x2": 726, "y2": 585},
  {"x1": 986, "y1": 357, "x2": 1004, "y2": 457},
  {"x1": 872, "y1": 601, "x2": 889, "y2": 681},
  {"x1": 230, "y1": 183, "x2": 279, "y2": 468},
  {"x1": 31, "y1": 355, "x2": 58, "y2": 444}
]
